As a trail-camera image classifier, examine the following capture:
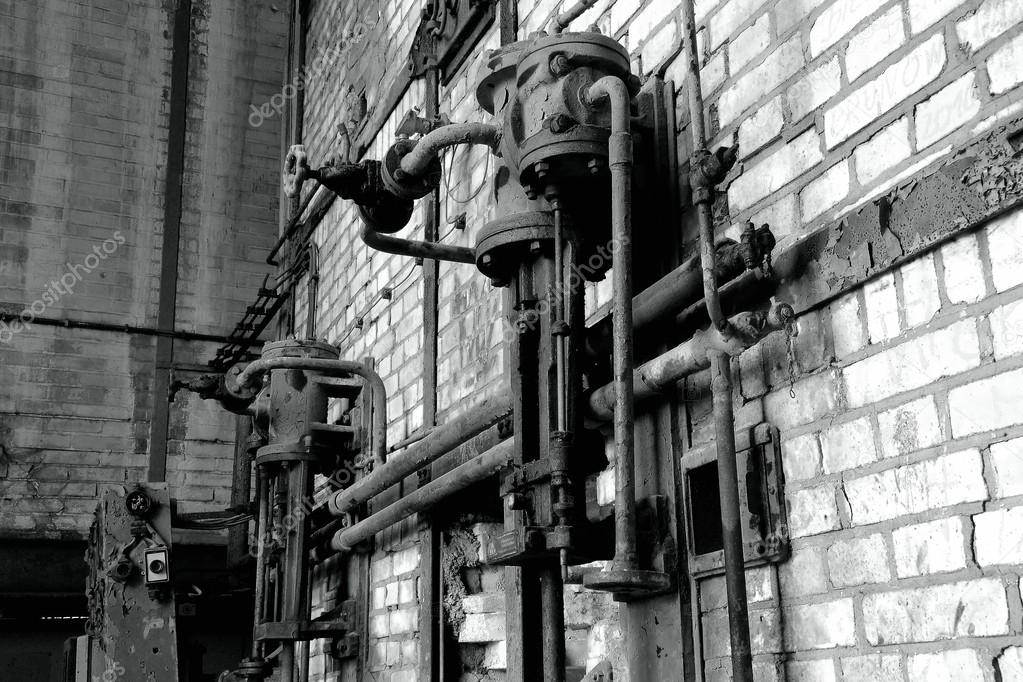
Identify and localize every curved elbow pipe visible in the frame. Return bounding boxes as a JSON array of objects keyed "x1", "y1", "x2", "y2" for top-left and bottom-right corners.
[
  {"x1": 399, "y1": 122, "x2": 502, "y2": 178},
  {"x1": 360, "y1": 221, "x2": 476, "y2": 264},
  {"x1": 551, "y1": 0, "x2": 599, "y2": 32},
  {"x1": 234, "y1": 358, "x2": 388, "y2": 466}
]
